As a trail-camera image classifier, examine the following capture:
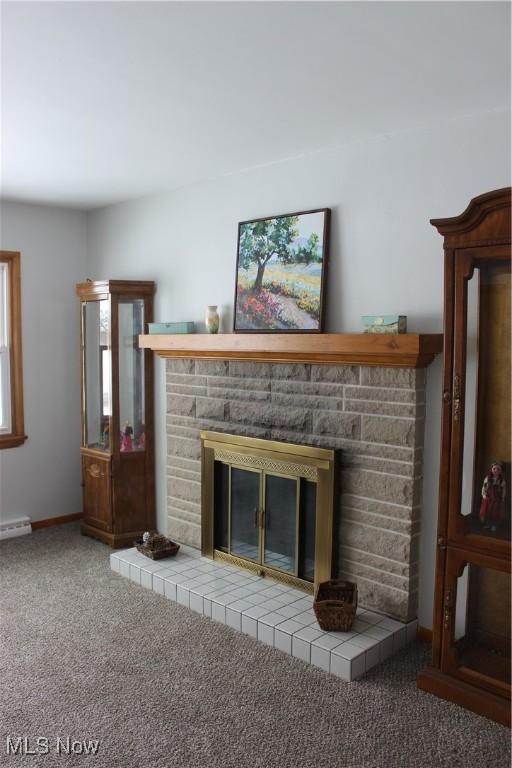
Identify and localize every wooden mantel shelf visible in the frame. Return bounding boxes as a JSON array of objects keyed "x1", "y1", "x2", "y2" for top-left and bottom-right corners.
[{"x1": 139, "y1": 333, "x2": 443, "y2": 368}]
